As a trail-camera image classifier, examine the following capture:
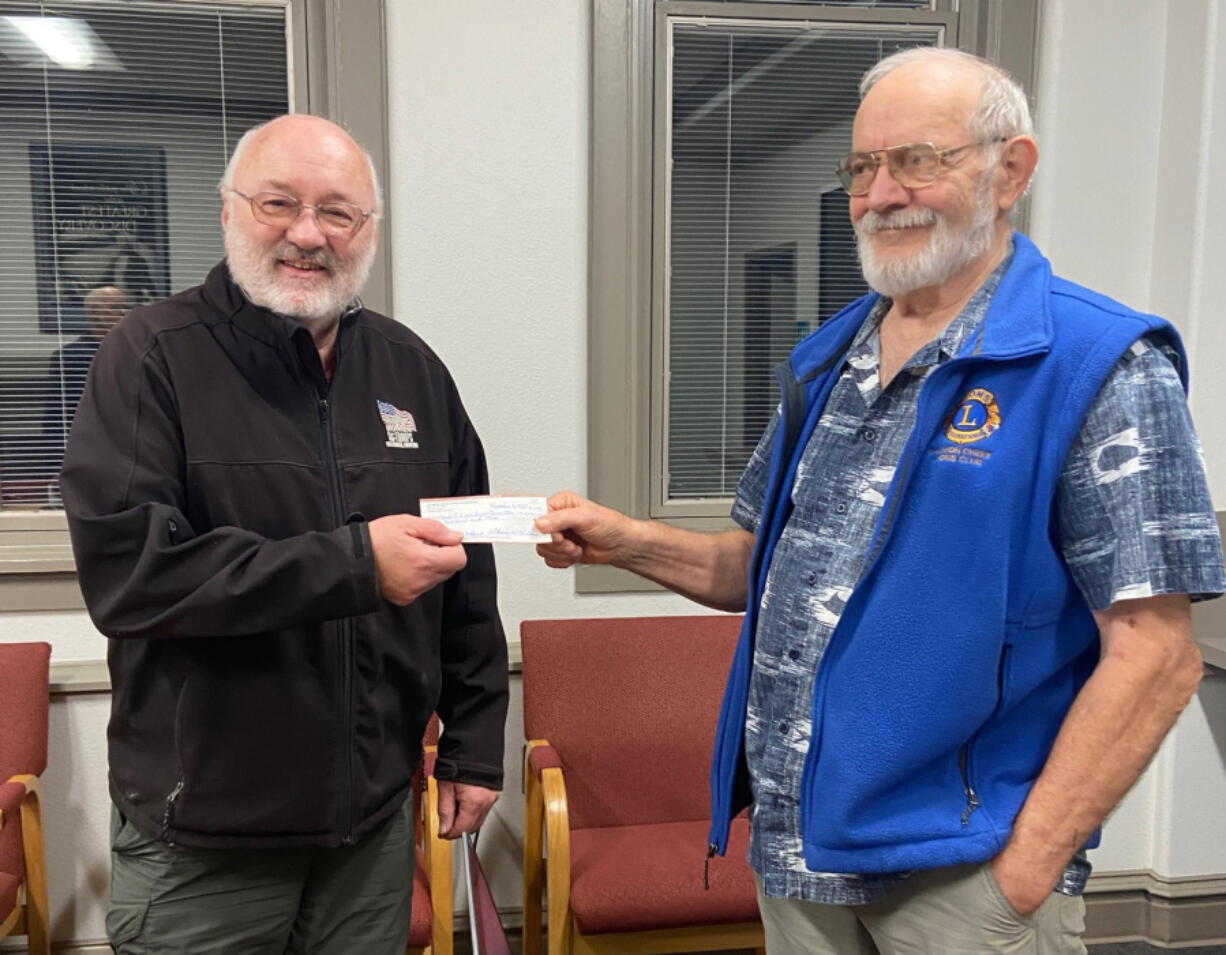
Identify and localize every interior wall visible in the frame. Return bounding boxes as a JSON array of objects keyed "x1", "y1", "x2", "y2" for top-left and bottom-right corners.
[{"x1": 1030, "y1": 0, "x2": 1226, "y2": 881}]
